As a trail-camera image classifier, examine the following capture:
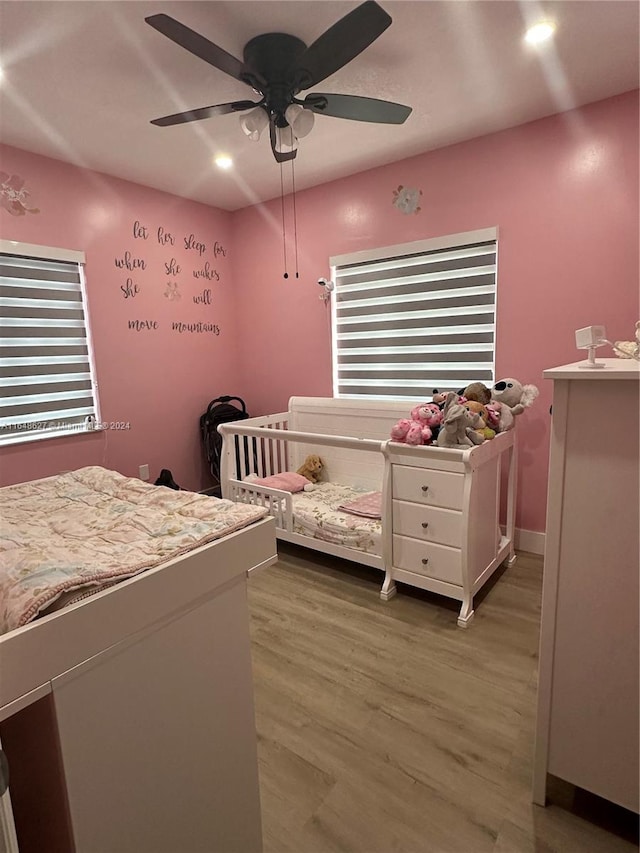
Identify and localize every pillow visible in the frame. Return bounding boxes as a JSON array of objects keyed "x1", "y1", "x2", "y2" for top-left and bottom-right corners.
[{"x1": 250, "y1": 471, "x2": 310, "y2": 493}]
